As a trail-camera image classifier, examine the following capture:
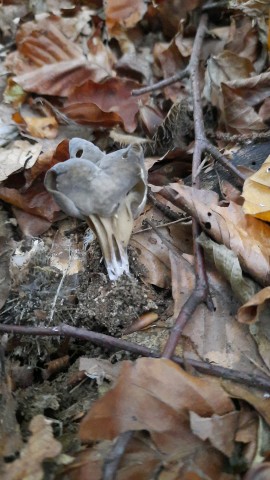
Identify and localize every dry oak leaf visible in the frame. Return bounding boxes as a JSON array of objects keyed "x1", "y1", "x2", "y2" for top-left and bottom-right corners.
[
  {"x1": 63, "y1": 78, "x2": 144, "y2": 132},
  {"x1": 6, "y1": 17, "x2": 110, "y2": 96},
  {"x1": 242, "y1": 154, "x2": 270, "y2": 221},
  {"x1": 3, "y1": 414, "x2": 62, "y2": 480},
  {"x1": 163, "y1": 185, "x2": 270, "y2": 286},
  {"x1": 222, "y1": 83, "x2": 266, "y2": 133},
  {"x1": 79, "y1": 357, "x2": 235, "y2": 456},
  {"x1": 0, "y1": 179, "x2": 60, "y2": 223},
  {"x1": 13, "y1": 112, "x2": 59, "y2": 139},
  {"x1": 105, "y1": 0, "x2": 147, "y2": 35}
]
